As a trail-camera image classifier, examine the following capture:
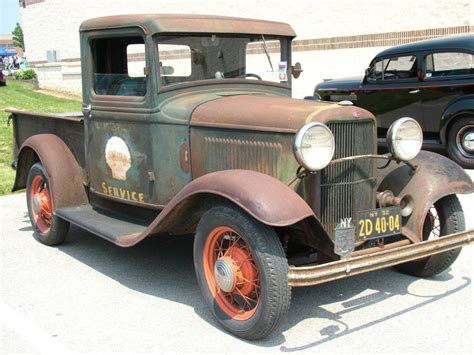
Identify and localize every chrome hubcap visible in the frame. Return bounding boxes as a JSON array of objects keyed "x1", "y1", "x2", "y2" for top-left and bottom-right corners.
[
  {"x1": 214, "y1": 258, "x2": 235, "y2": 292},
  {"x1": 462, "y1": 132, "x2": 474, "y2": 152},
  {"x1": 456, "y1": 125, "x2": 474, "y2": 156},
  {"x1": 32, "y1": 194, "x2": 42, "y2": 214}
]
